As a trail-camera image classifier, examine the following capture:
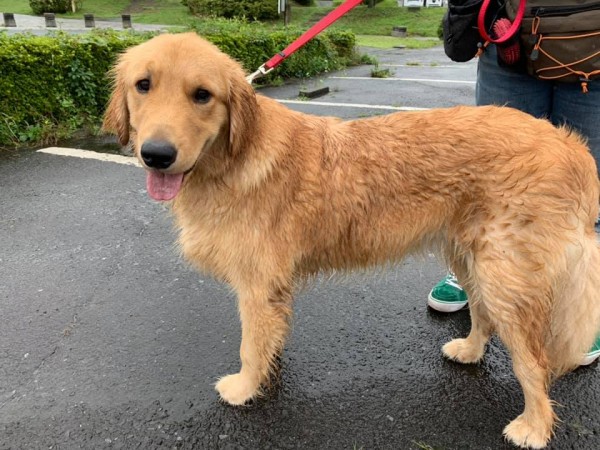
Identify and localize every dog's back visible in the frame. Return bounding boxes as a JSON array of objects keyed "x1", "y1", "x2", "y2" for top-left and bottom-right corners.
[{"x1": 284, "y1": 105, "x2": 599, "y2": 278}]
